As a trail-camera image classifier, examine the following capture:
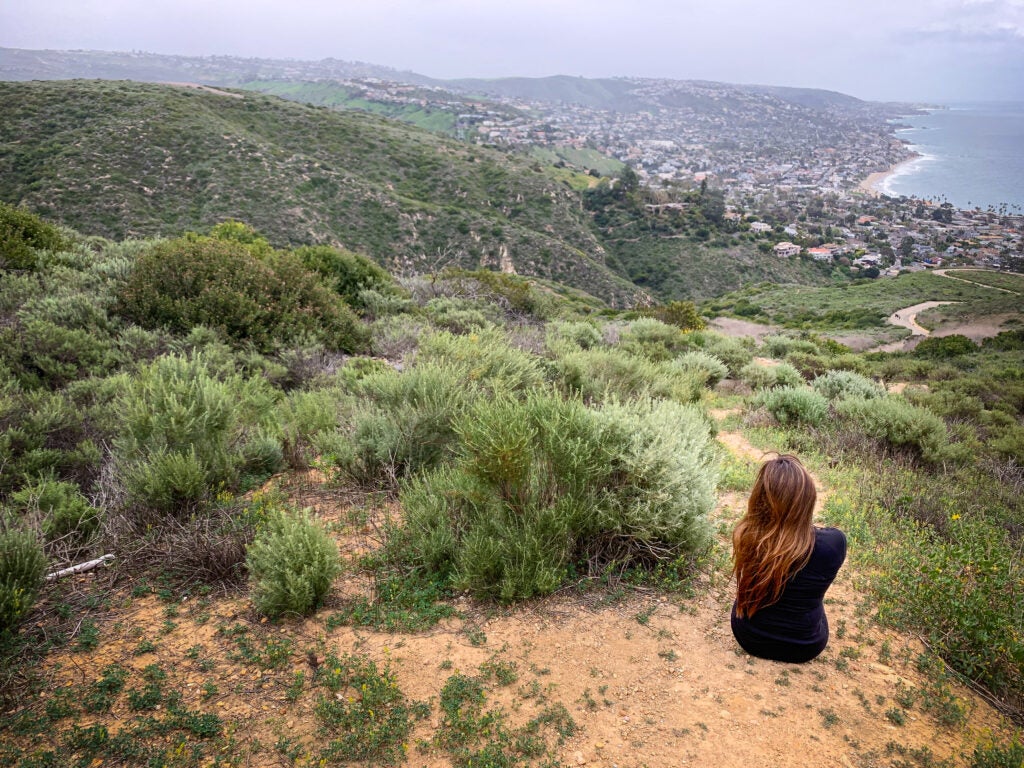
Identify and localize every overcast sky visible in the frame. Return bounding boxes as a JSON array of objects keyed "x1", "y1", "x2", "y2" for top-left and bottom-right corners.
[{"x1": 3, "y1": 0, "x2": 1022, "y2": 102}]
